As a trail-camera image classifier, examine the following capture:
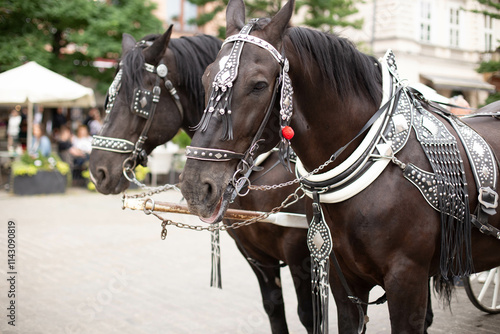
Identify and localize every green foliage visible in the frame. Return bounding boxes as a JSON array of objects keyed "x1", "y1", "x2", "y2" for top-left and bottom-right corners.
[
  {"x1": 133, "y1": 165, "x2": 150, "y2": 181},
  {"x1": 468, "y1": 0, "x2": 500, "y2": 19},
  {"x1": 0, "y1": 0, "x2": 163, "y2": 94},
  {"x1": 187, "y1": 0, "x2": 363, "y2": 38},
  {"x1": 469, "y1": 1, "x2": 500, "y2": 104},
  {"x1": 12, "y1": 152, "x2": 70, "y2": 176},
  {"x1": 477, "y1": 60, "x2": 500, "y2": 74},
  {"x1": 296, "y1": 0, "x2": 363, "y2": 32},
  {"x1": 171, "y1": 130, "x2": 191, "y2": 148},
  {"x1": 485, "y1": 91, "x2": 500, "y2": 105}
]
